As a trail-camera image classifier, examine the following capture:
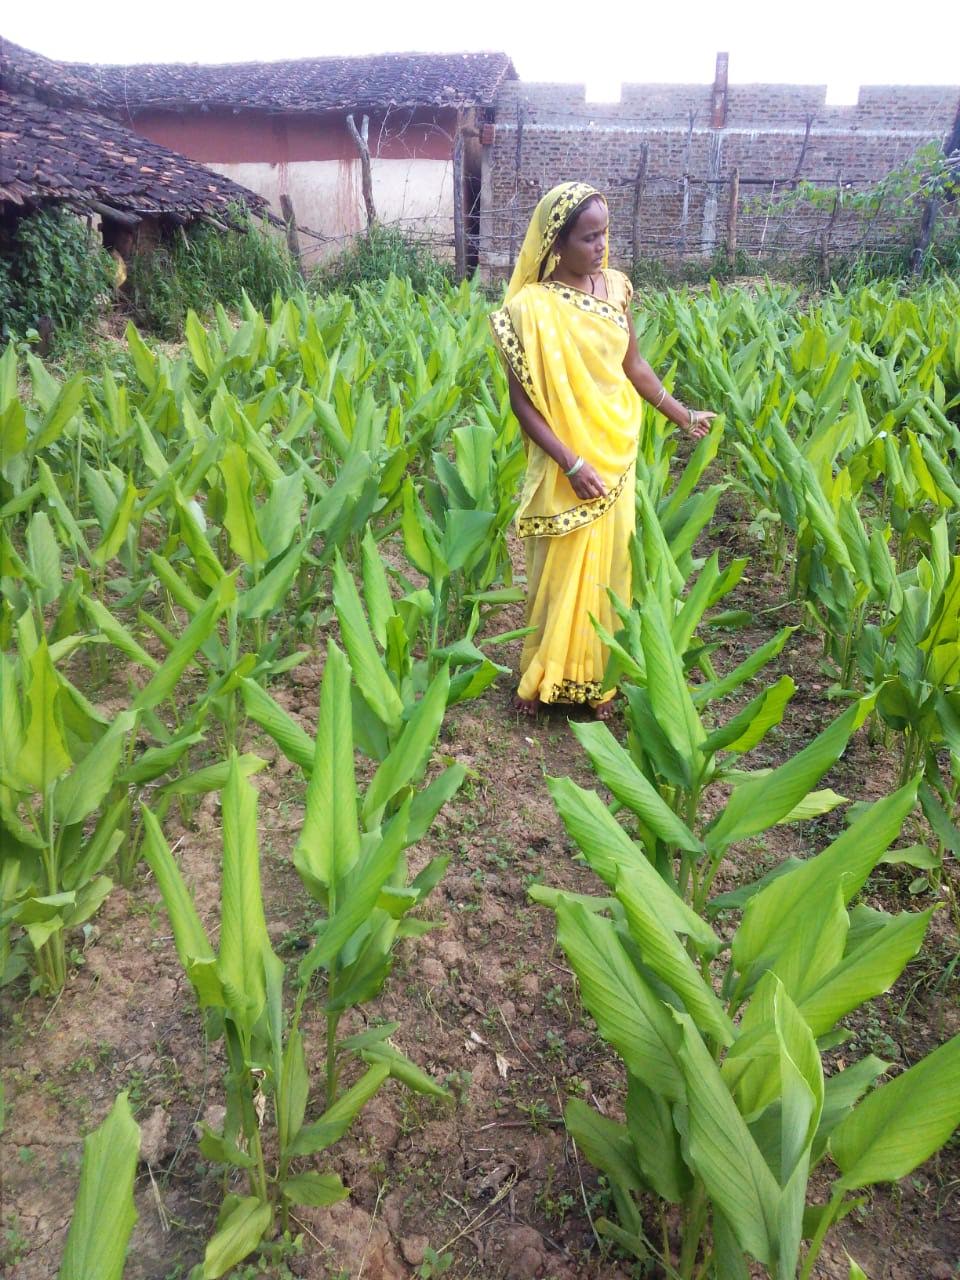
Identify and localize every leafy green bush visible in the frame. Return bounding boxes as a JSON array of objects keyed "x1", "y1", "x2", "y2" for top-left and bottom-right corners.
[
  {"x1": 125, "y1": 207, "x2": 300, "y2": 338},
  {"x1": 0, "y1": 208, "x2": 113, "y2": 343},
  {"x1": 313, "y1": 223, "x2": 453, "y2": 296}
]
